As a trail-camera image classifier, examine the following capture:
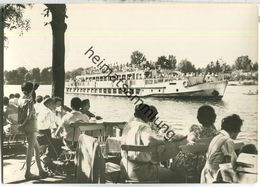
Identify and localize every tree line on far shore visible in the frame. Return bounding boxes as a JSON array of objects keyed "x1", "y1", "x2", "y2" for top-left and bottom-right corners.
[{"x1": 4, "y1": 51, "x2": 258, "y2": 85}]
